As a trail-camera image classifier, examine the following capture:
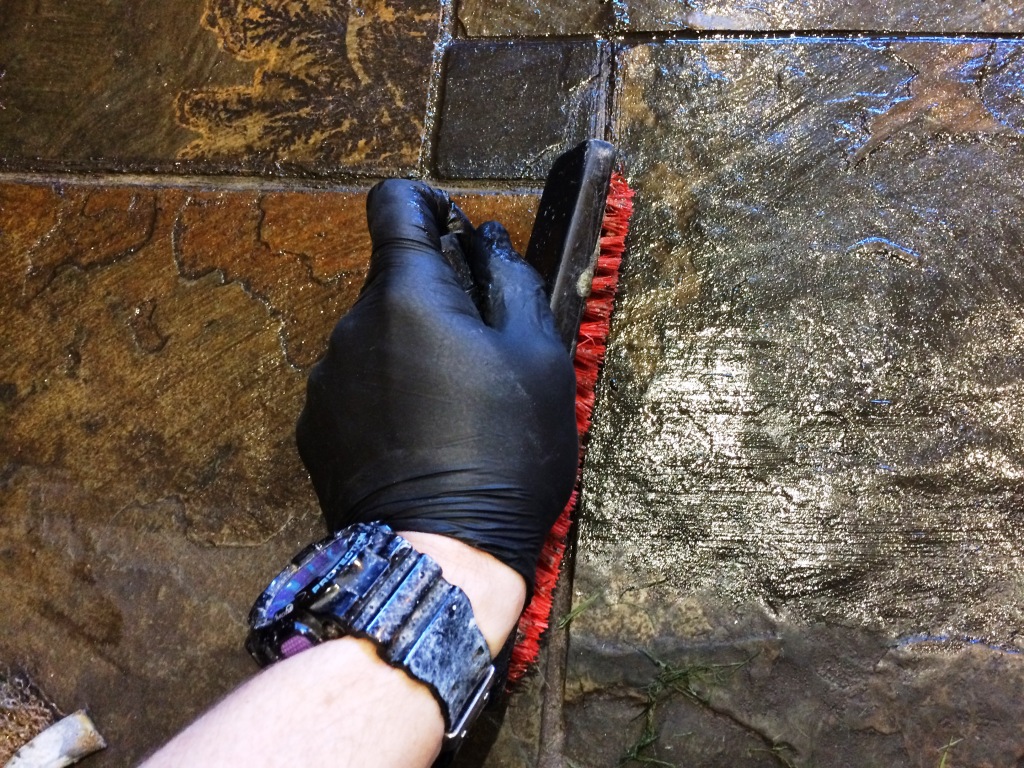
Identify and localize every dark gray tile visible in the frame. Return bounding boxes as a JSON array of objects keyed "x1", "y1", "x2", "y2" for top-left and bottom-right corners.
[
  {"x1": 457, "y1": 0, "x2": 611, "y2": 37},
  {"x1": 594, "y1": 35, "x2": 1024, "y2": 642},
  {"x1": 566, "y1": 599, "x2": 1024, "y2": 767},
  {"x1": 436, "y1": 41, "x2": 610, "y2": 180}
]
